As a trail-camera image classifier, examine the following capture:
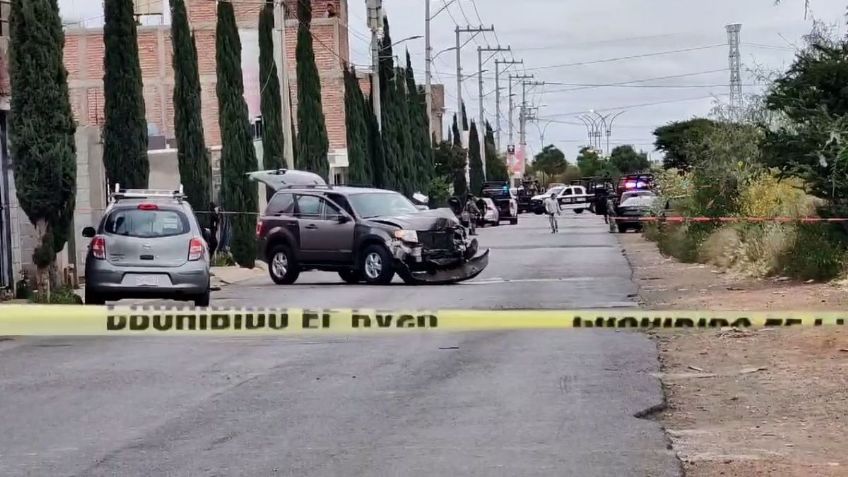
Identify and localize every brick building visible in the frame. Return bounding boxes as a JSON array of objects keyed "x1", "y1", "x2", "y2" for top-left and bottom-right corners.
[{"x1": 63, "y1": 0, "x2": 353, "y2": 152}]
